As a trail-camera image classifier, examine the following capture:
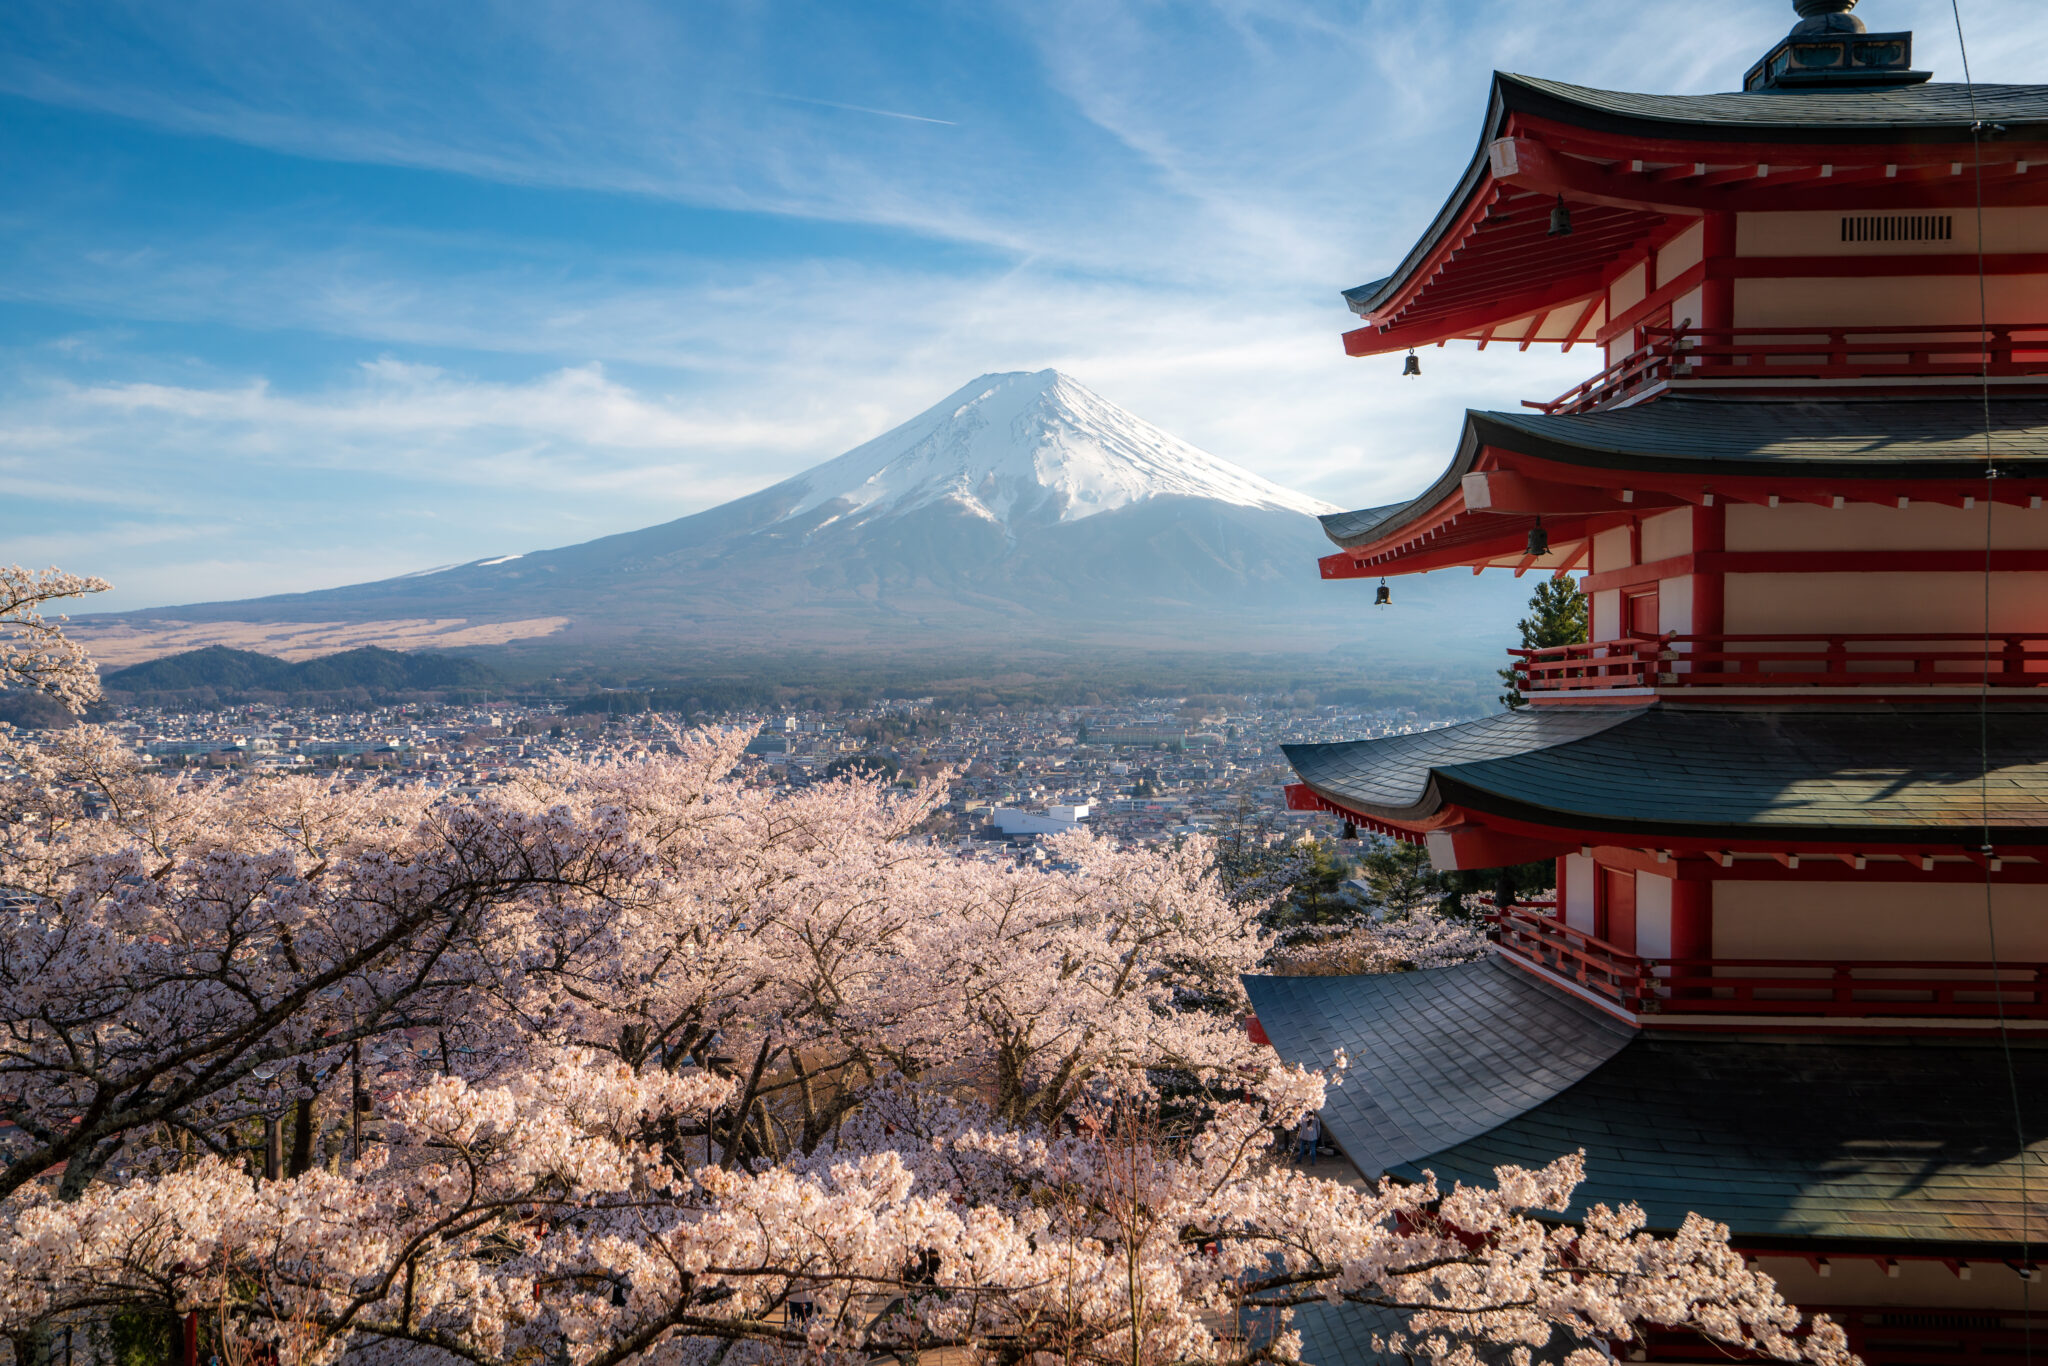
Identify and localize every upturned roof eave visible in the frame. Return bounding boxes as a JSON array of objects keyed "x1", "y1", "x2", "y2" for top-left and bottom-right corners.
[
  {"x1": 1343, "y1": 72, "x2": 2048, "y2": 324},
  {"x1": 1287, "y1": 768, "x2": 2048, "y2": 849},
  {"x1": 1285, "y1": 708, "x2": 2048, "y2": 849},
  {"x1": 1316, "y1": 417, "x2": 1483, "y2": 549},
  {"x1": 1343, "y1": 77, "x2": 1513, "y2": 321},
  {"x1": 1320, "y1": 398, "x2": 2048, "y2": 558}
]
